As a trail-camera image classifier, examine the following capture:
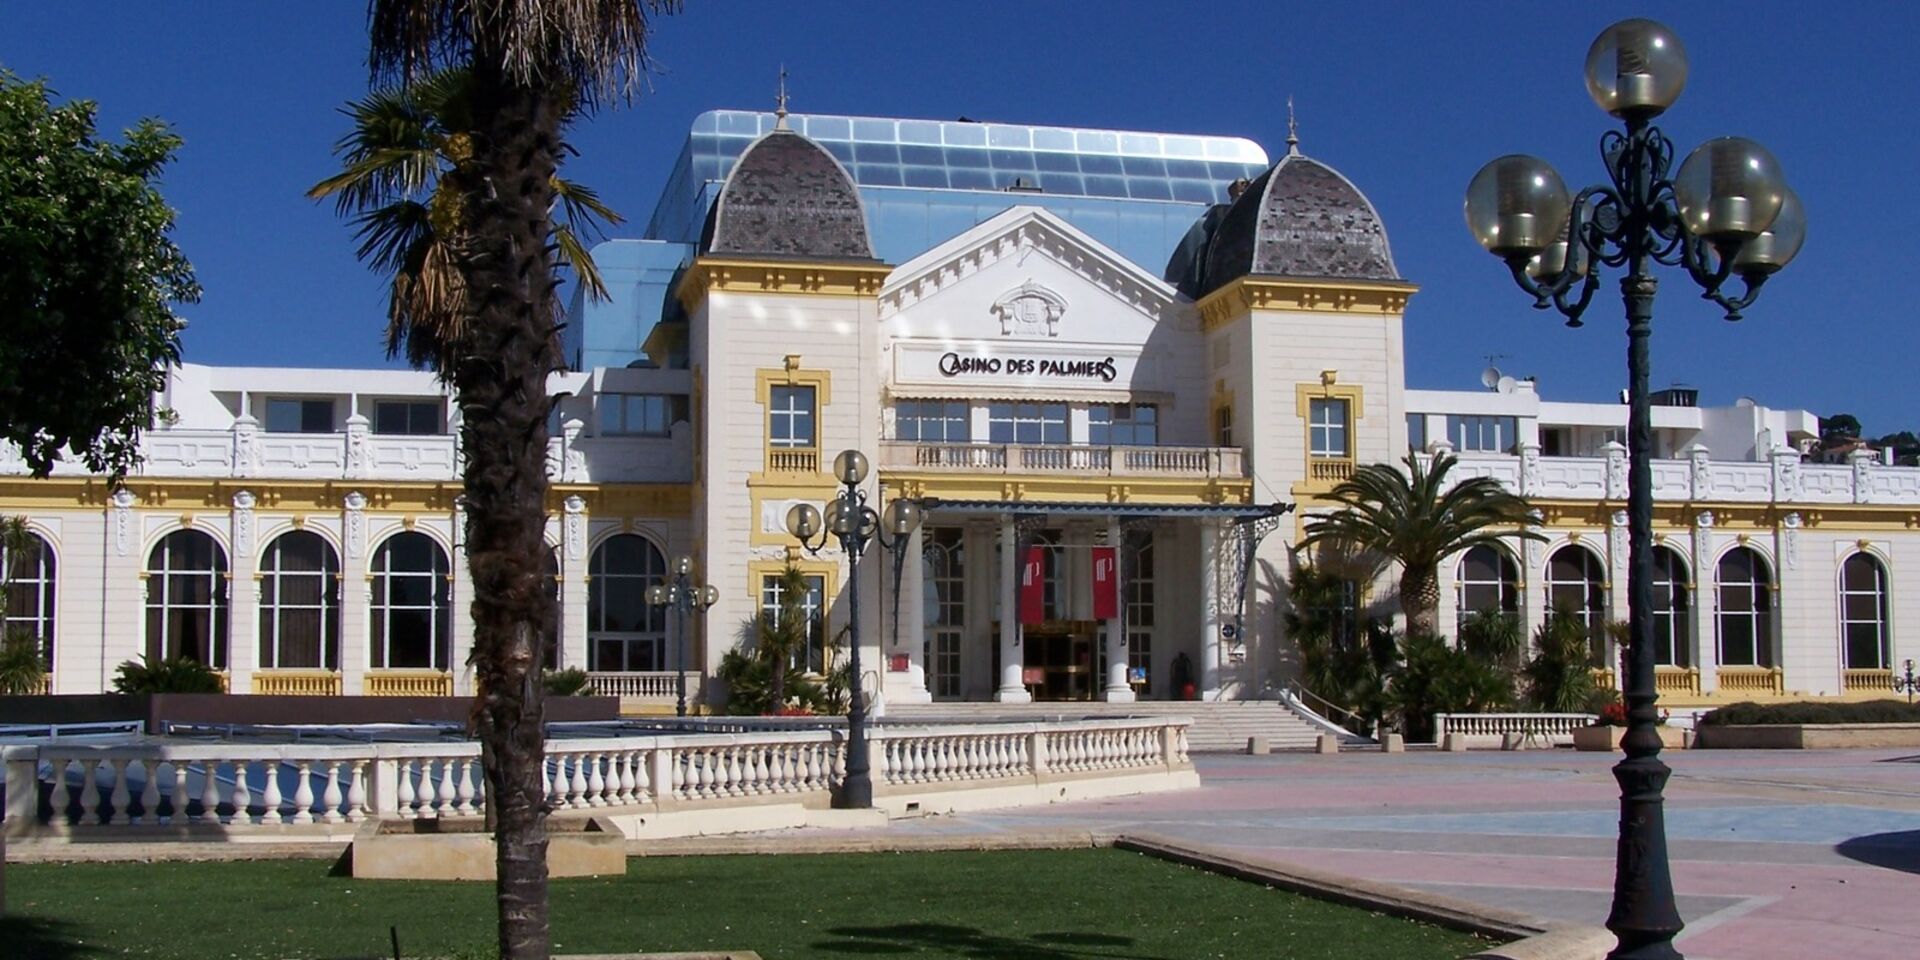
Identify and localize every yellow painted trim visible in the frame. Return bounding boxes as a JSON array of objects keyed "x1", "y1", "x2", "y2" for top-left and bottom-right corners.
[
  {"x1": 746, "y1": 474, "x2": 843, "y2": 547},
  {"x1": 0, "y1": 477, "x2": 691, "y2": 520},
  {"x1": 1295, "y1": 379, "x2": 1365, "y2": 495},
  {"x1": 879, "y1": 471, "x2": 1252, "y2": 506},
  {"x1": 675, "y1": 257, "x2": 891, "y2": 312},
  {"x1": 754, "y1": 364, "x2": 833, "y2": 482},
  {"x1": 744, "y1": 558, "x2": 842, "y2": 656},
  {"x1": 1197, "y1": 275, "x2": 1419, "y2": 330}
]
